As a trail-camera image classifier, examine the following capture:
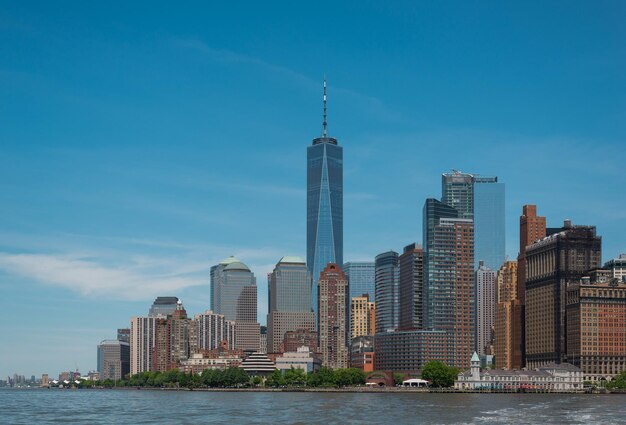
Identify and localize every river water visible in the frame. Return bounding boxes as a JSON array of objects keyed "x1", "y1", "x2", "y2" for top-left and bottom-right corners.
[{"x1": 1, "y1": 388, "x2": 624, "y2": 424}]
